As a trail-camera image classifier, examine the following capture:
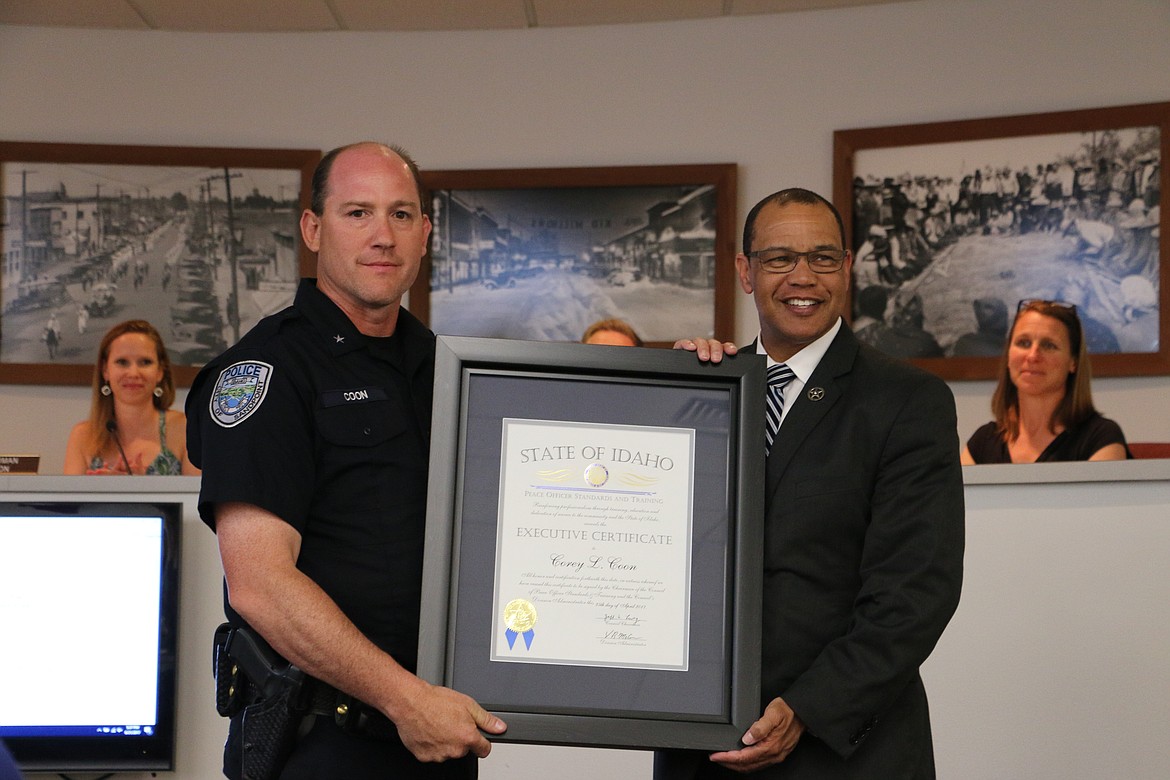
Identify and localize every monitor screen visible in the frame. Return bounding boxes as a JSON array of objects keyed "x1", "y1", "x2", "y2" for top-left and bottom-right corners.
[{"x1": 0, "y1": 501, "x2": 180, "y2": 771}]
